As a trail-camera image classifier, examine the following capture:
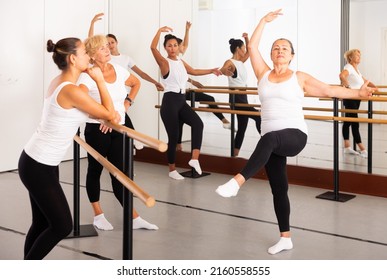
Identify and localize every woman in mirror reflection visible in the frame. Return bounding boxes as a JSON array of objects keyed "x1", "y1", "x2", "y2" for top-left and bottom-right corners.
[
  {"x1": 219, "y1": 33, "x2": 261, "y2": 157},
  {"x1": 176, "y1": 21, "x2": 232, "y2": 152},
  {"x1": 339, "y1": 49, "x2": 376, "y2": 158},
  {"x1": 151, "y1": 26, "x2": 222, "y2": 180}
]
